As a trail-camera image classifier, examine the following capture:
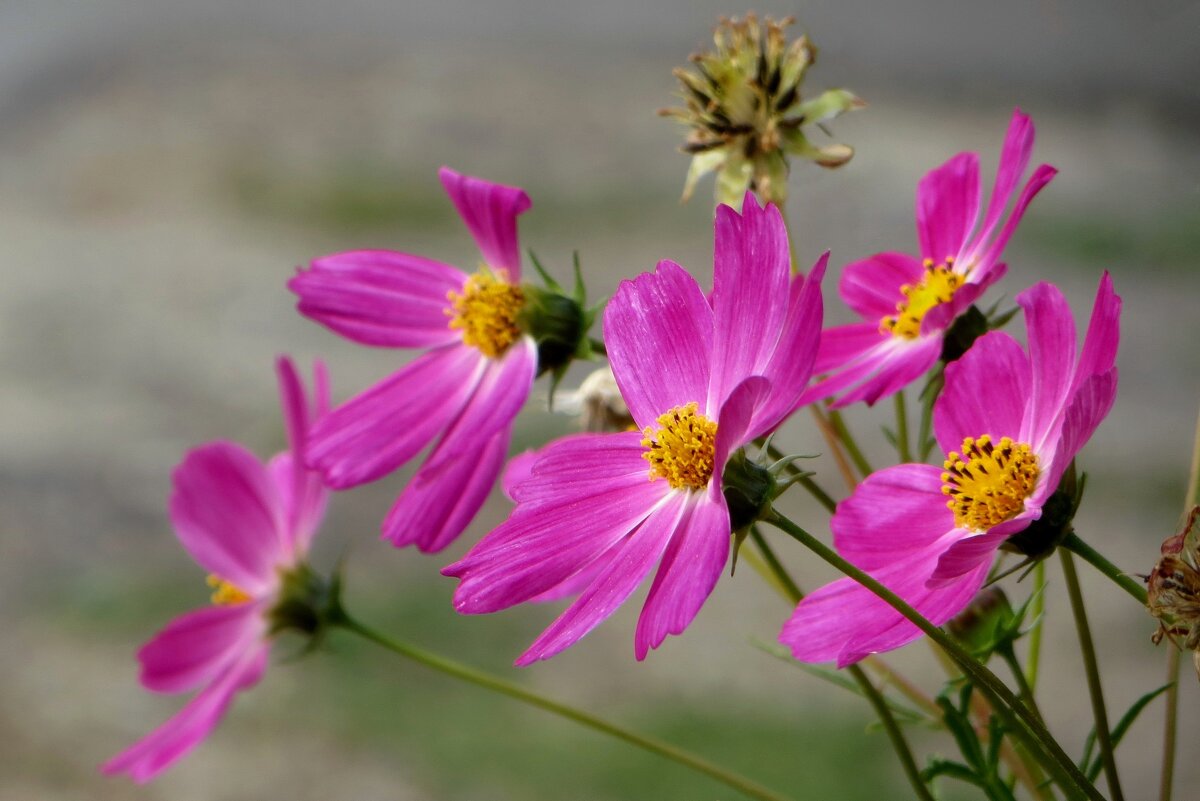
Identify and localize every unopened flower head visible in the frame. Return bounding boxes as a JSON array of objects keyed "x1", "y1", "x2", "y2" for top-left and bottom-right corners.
[
  {"x1": 446, "y1": 194, "x2": 826, "y2": 664},
  {"x1": 662, "y1": 14, "x2": 863, "y2": 208},
  {"x1": 1146, "y1": 506, "x2": 1200, "y2": 680},
  {"x1": 103, "y1": 358, "x2": 330, "y2": 783},
  {"x1": 782, "y1": 275, "x2": 1120, "y2": 667},
  {"x1": 553, "y1": 365, "x2": 635, "y2": 433}
]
